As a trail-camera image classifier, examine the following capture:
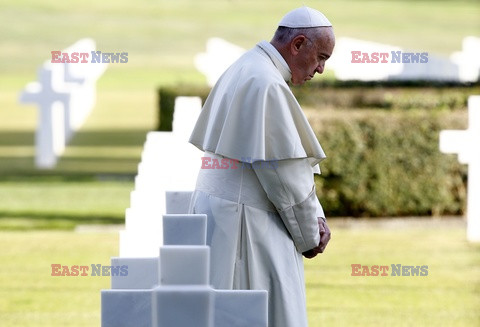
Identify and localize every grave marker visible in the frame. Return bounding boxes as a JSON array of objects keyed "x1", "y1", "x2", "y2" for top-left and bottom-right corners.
[
  {"x1": 440, "y1": 95, "x2": 480, "y2": 242},
  {"x1": 19, "y1": 65, "x2": 69, "y2": 168},
  {"x1": 195, "y1": 37, "x2": 245, "y2": 87},
  {"x1": 102, "y1": 210, "x2": 268, "y2": 326}
]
